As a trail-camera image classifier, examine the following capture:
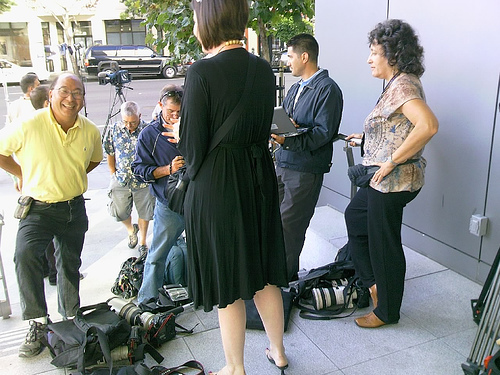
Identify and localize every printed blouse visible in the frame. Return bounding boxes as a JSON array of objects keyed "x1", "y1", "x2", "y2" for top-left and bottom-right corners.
[
  {"x1": 103, "y1": 120, "x2": 148, "y2": 190},
  {"x1": 363, "y1": 73, "x2": 427, "y2": 193}
]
